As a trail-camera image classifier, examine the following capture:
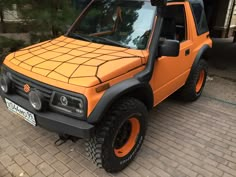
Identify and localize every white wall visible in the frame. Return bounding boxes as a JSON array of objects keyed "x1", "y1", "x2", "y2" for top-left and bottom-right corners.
[
  {"x1": 3, "y1": 4, "x2": 21, "y2": 22},
  {"x1": 225, "y1": 0, "x2": 236, "y2": 28}
]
